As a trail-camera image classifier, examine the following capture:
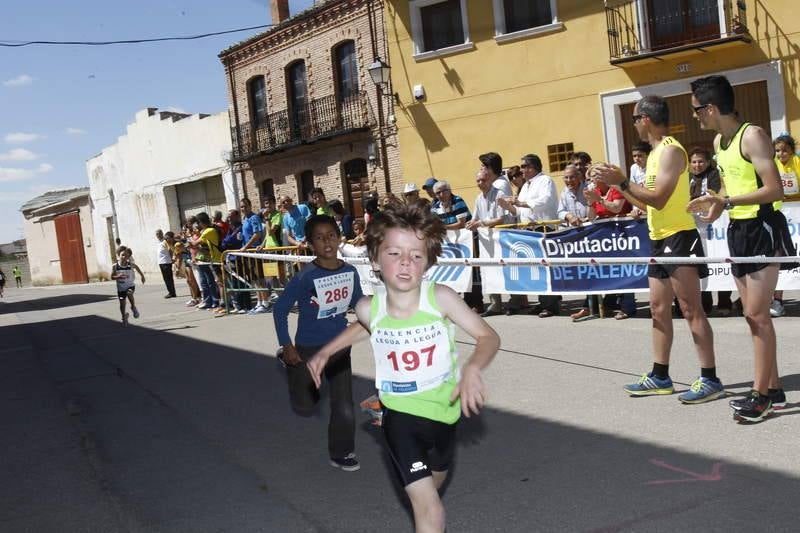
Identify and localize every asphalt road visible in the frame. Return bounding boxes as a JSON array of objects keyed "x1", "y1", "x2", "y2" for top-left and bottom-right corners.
[{"x1": 2, "y1": 282, "x2": 799, "y2": 532}]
